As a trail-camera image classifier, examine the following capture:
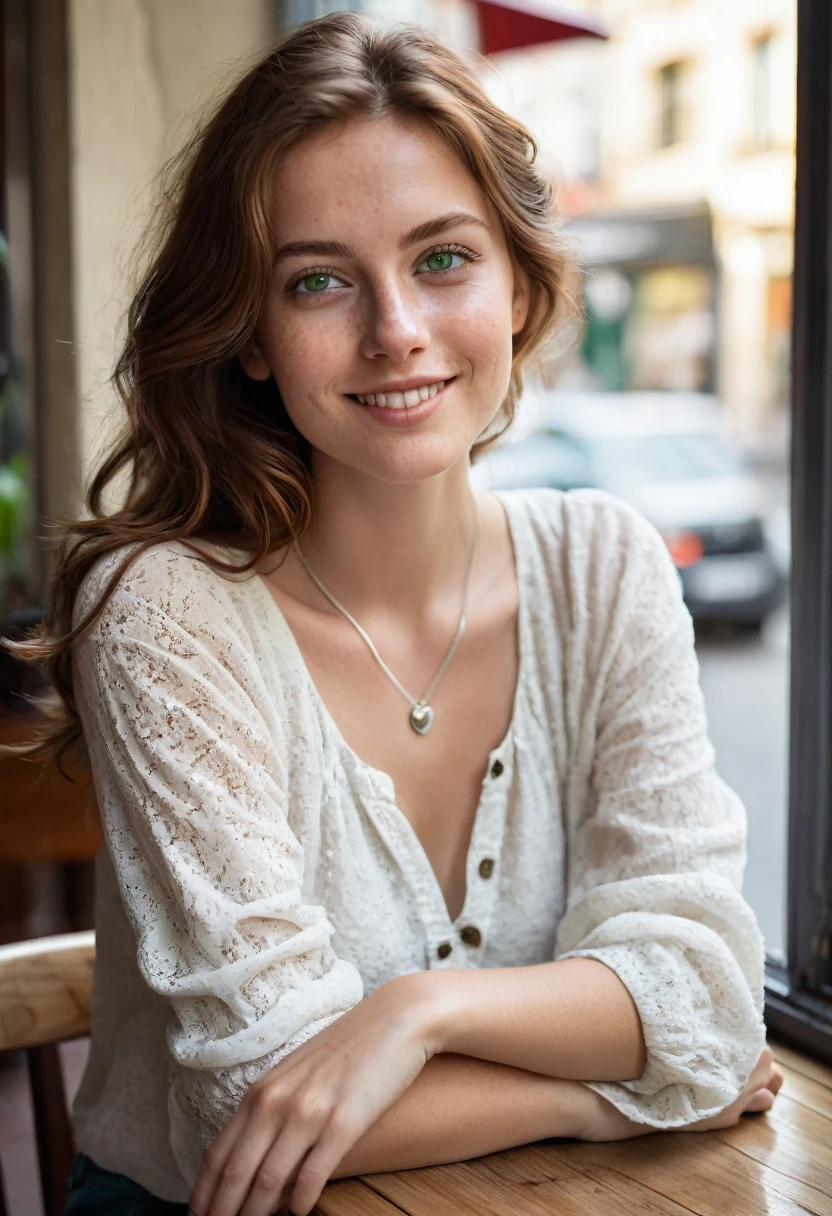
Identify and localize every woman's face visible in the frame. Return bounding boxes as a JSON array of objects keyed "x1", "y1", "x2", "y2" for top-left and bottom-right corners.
[{"x1": 241, "y1": 113, "x2": 530, "y2": 484}]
